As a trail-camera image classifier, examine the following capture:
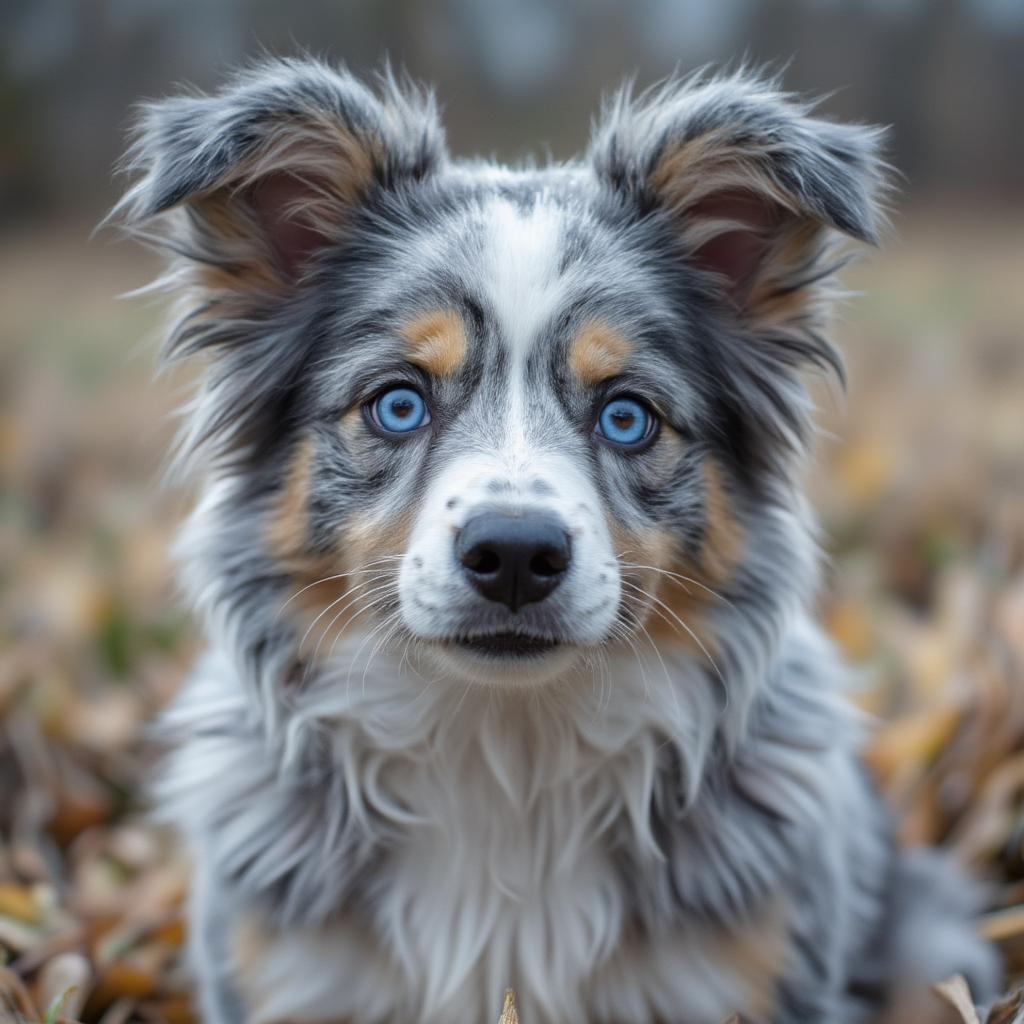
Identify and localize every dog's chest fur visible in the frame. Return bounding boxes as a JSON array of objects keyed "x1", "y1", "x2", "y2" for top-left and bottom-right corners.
[{"x1": 163, "y1": 644, "x2": 795, "y2": 1024}]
